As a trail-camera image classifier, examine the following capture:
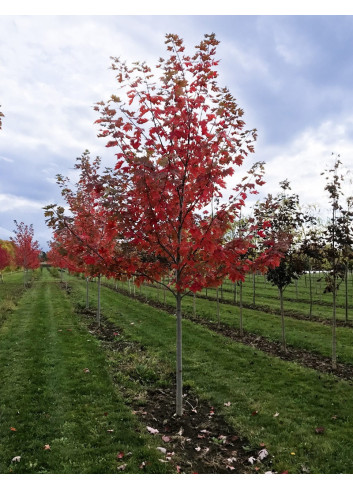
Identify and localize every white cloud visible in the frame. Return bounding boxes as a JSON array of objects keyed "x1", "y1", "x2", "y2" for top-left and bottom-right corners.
[
  {"x1": 259, "y1": 117, "x2": 353, "y2": 209},
  {"x1": 0, "y1": 193, "x2": 44, "y2": 213}
]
